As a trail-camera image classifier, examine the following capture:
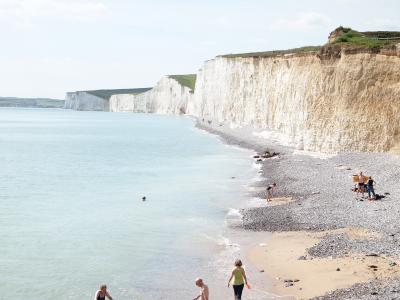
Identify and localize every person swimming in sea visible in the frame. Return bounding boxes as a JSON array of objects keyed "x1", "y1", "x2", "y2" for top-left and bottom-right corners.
[{"x1": 94, "y1": 284, "x2": 113, "y2": 300}]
